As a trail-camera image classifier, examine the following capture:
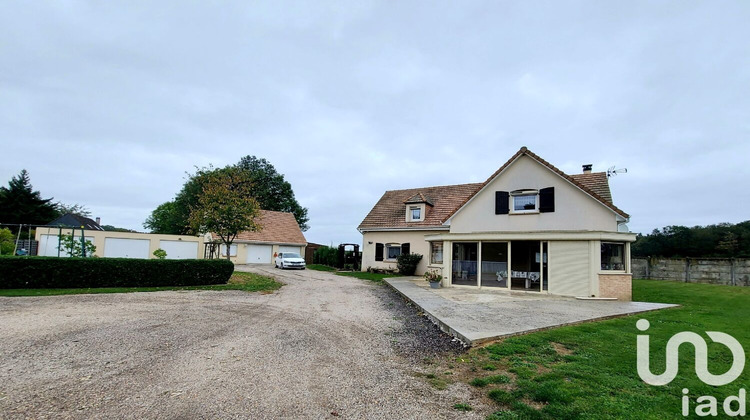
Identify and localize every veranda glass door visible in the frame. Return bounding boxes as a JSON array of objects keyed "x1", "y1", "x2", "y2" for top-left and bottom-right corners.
[
  {"x1": 510, "y1": 241, "x2": 542, "y2": 291},
  {"x1": 481, "y1": 242, "x2": 508, "y2": 288},
  {"x1": 452, "y1": 242, "x2": 477, "y2": 286}
]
